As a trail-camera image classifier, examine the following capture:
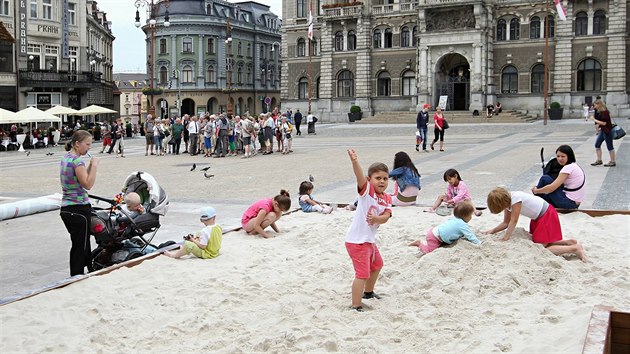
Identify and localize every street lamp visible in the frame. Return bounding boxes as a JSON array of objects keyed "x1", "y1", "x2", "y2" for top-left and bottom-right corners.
[
  {"x1": 134, "y1": 0, "x2": 170, "y2": 117},
  {"x1": 224, "y1": 17, "x2": 234, "y2": 116}
]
